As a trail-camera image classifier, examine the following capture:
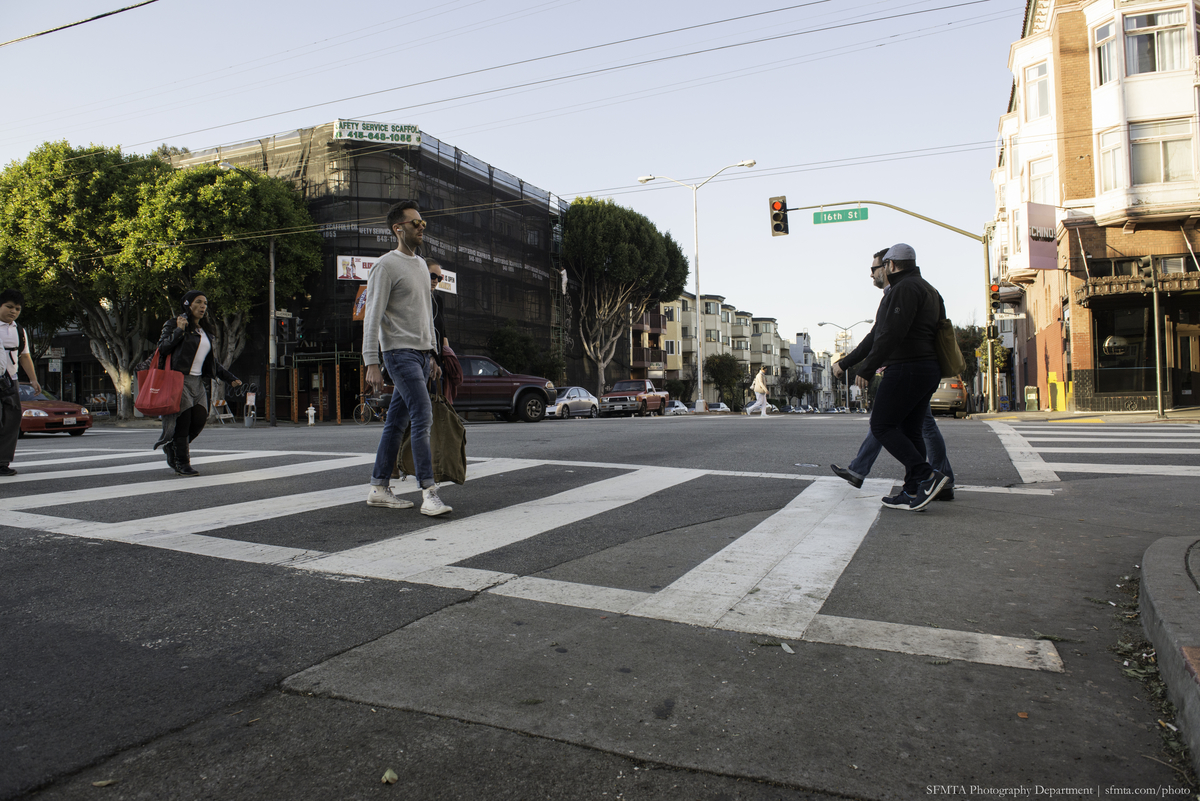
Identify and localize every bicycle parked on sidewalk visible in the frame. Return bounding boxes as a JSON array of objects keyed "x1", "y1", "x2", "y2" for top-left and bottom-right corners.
[{"x1": 353, "y1": 393, "x2": 390, "y2": 424}]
